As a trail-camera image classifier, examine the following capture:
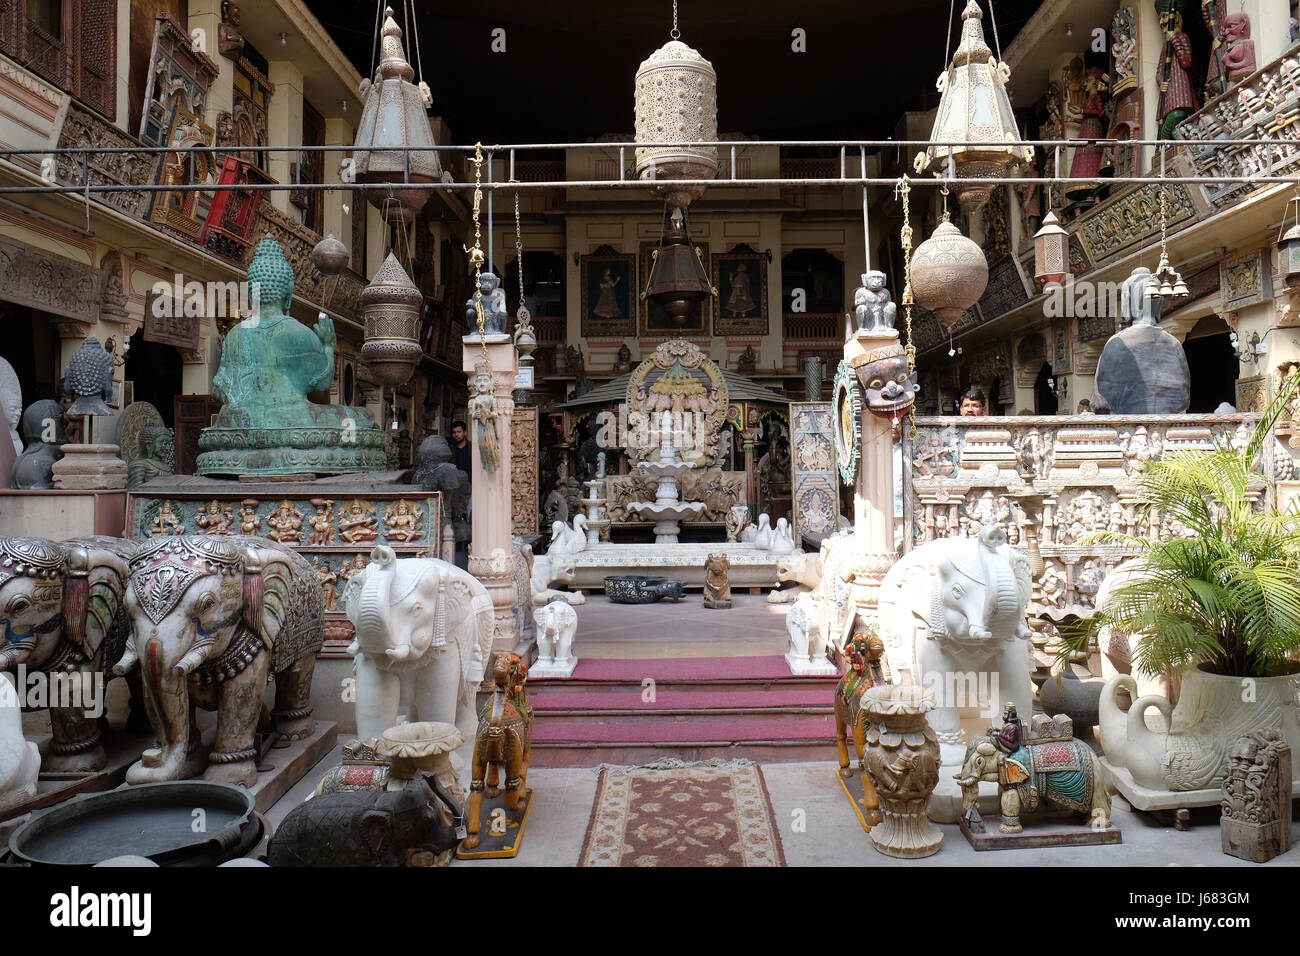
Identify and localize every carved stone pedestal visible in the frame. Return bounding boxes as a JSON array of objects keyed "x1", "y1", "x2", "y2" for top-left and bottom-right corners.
[
  {"x1": 463, "y1": 335, "x2": 520, "y2": 658},
  {"x1": 51, "y1": 444, "x2": 127, "y2": 490}
]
